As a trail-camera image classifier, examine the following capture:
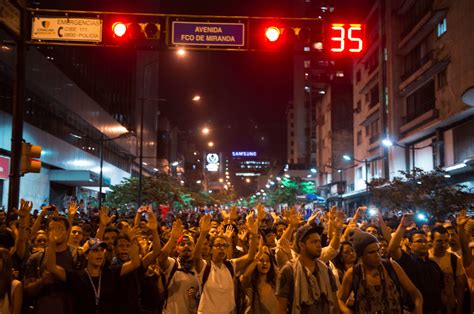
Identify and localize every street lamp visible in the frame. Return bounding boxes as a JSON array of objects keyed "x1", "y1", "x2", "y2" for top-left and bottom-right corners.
[
  {"x1": 201, "y1": 127, "x2": 210, "y2": 135},
  {"x1": 177, "y1": 48, "x2": 186, "y2": 57},
  {"x1": 207, "y1": 141, "x2": 214, "y2": 148},
  {"x1": 192, "y1": 95, "x2": 201, "y2": 102}
]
